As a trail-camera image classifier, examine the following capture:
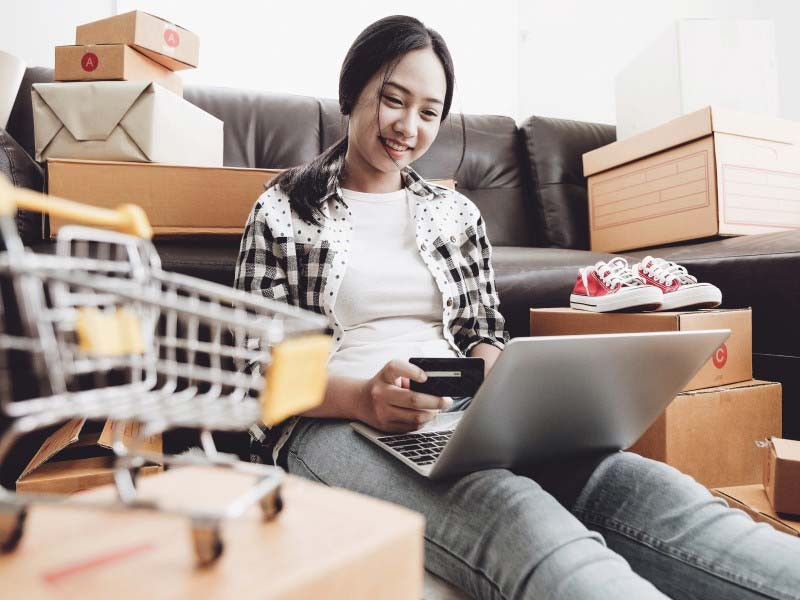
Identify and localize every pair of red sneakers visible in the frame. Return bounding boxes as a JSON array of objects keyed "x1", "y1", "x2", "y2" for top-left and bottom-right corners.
[{"x1": 570, "y1": 256, "x2": 722, "y2": 313}]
